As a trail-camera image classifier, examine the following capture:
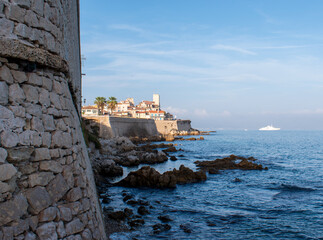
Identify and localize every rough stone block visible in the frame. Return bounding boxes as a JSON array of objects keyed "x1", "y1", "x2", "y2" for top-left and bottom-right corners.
[
  {"x1": 27, "y1": 72, "x2": 42, "y2": 86},
  {"x1": 42, "y1": 77, "x2": 52, "y2": 91},
  {"x1": 0, "y1": 81, "x2": 8, "y2": 104},
  {"x1": 7, "y1": 146, "x2": 34, "y2": 163},
  {"x1": 0, "y1": 163, "x2": 17, "y2": 181},
  {"x1": 38, "y1": 206, "x2": 57, "y2": 222},
  {"x1": 1, "y1": 226, "x2": 13, "y2": 240},
  {"x1": 0, "y1": 106, "x2": 14, "y2": 120},
  {"x1": 31, "y1": 116, "x2": 44, "y2": 132},
  {"x1": 12, "y1": 218, "x2": 29, "y2": 237},
  {"x1": 46, "y1": 174, "x2": 69, "y2": 202},
  {"x1": 0, "y1": 147, "x2": 7, "y2": 163},
  {"x1": 0, "y1": 181, "x2": 11, "y2": 194},
  {"x1": 0, "y1": 17, "x2": 14, "y2": 37},
  {"x1": 31, "y1": 0, "x2": 44, "y2": 15},
  {"x1": 7, "y1": 4, "x2": 26, "y2": 22},
  {"x1": 36, "y1": 222, "x2": 57, "y2": 240},
  {"x1": 33, "y1": 148, "x2": 51, "y2": 161},
  {"x1": 49, "y1": 149, "x2": 60, "y2": 158},
  {"x1": 56, "y1": 221, "x2": 66, "y2": 238},
  {"x1": 58, "y1": 206, "x2": 72, "y2": 222},
  {"x1": 0, "y1": 131, "x2": 19, "y2": 148},
  {"x1": 25, "y1": 9, "x2": 39, "y2": 28},
  {"x1": 9, "y1": 83, "x2": 26, "y2": 104},
  {"x1": 81, "y1": 229, "x2": 92, "y2": 240},
  {"x1": 9, "y1": 106, "x2": 26, "y2": 118},
  {"x1": 25, "y1": 103, "x2": 42, "y2": 117},
  {"x1": 81, "y1": 198, "x2": 91, "y2": 211},
  {"x1": 31, "y1": 131, "x2": 42, "y2": 147},
  {"x1": 49, "y1": 92, "x2": 62, "y2": 109},
  {"x1": 0, "y1": 193, "x2": 28, "y2": 225},
  {"x1": 26, "y1": 186, "x2": 52, "y2": 214},
  {"x1": 63, "y1": 201, "x2": 83, "y2": 216},
  {"x1": 41, "y1": 132, "x2": 51, "y2": 148},
  {"x1": 39, "y1": 88, "x2": 50, "y2": 107},
  {"x1": 42, "y1": 114, "x2": 55, "y2": 131},
  {"x1": 51, "y1": 131, "x2": 72, "y2": 149},
  {"x1": 24, "y1": 232, "x2": 37, "y2": 240},
  {"x1": 13, "y1": 0, "x2": 31, "y2": 9},
  {"x1": 28, "y1": 215, "x2": 39, "y2": 231},
  {"x1": 11, "y1": 70, "x2": 27, "y2": 84},
  {"x1": 0, "y1": 65, "x2": 14, "y2": 84},
  {"x1": 39, "y1": 160, "x2": 62, "y2": 173},
  {"x1": 14, "y1": 23, "x2": 32, "y2": 39},
  {"x1": 66, "y1": 187, "x2": 82, "y2": 202},
  {"x1": 28, "y1": 172, "x2": 54, "y2": 187},
  {"x1": 65, "y1": 218, "x2": 84, "y2": 236},
  {"x1": 22, "y1": 84, "x2": 38, "y2": 103}
]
